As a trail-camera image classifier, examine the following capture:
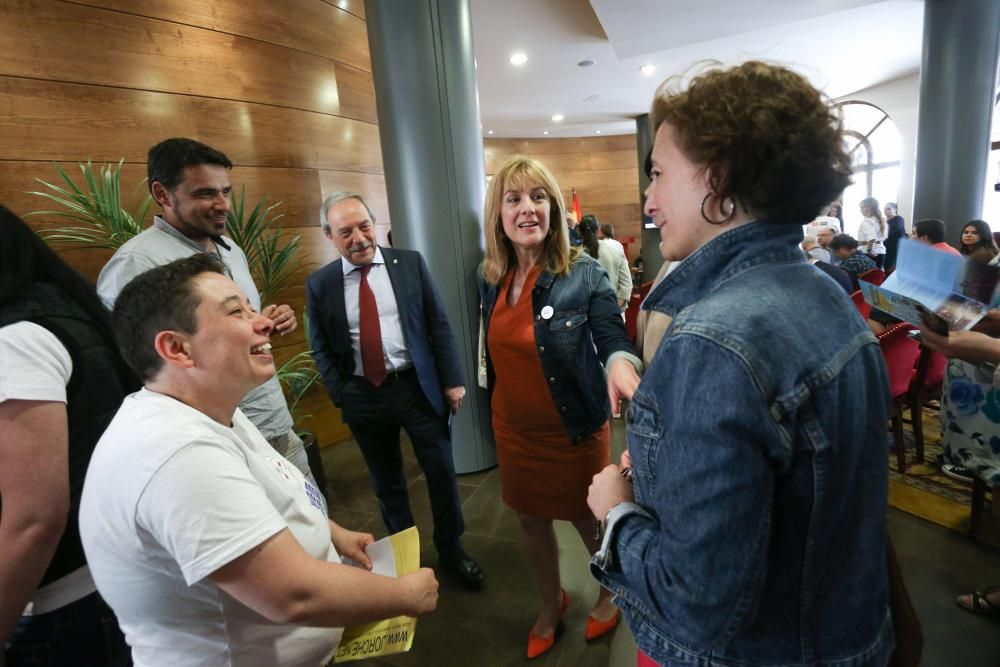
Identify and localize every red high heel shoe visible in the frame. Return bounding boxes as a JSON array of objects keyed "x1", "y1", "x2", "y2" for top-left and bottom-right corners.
[
  {"x1": 584, "y1": 608, "x2": 620, "y2": 641},
  {"x1": 526, "y1": 589, "x2": 570, "y2": 659}
]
